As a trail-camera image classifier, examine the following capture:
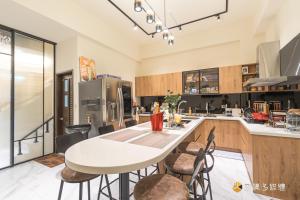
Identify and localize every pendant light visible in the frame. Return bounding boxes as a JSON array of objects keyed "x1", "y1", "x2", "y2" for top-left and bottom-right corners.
[
  {"x1": 162, "y1": 29, "x2": 169, "y2": 40},
  {"x1": 146, "y1": 10, "x2": 155, "y2": 24},
  {"x1": 134, "y1": 0, "x2": 142, "y2": 12},
  {"x1": 168, "y1": 35, "x2": 174, "y2": 45},
  {"x1": 155, "y1": 21, "x2": 163, "y2": 33}
]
